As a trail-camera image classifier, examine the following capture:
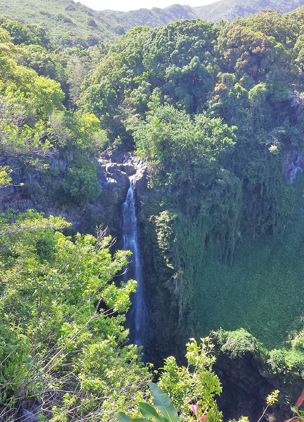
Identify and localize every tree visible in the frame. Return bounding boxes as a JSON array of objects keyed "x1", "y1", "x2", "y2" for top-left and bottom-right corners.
[
  {"x1": 0, "y1": 211, "x2": 150, "y2": 421},
  {"x1": 59, "y1": 155, "x2": 102, "y2": 208},
  {"x1": 0, "y1": 17, "x2": 42, "y2": 46},
  {"x1": 81, "y1": 20, "x2": 219, "y2": 147},
  {"x1": 158, "y1": 338, "x2": 222, "y2": 422},
  {"x1": 133, "y1": 104, "x2": 236, "y2": 188},
  {"x1": 216, "y1": 24, "x2": 290, "y2": 82}
]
